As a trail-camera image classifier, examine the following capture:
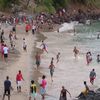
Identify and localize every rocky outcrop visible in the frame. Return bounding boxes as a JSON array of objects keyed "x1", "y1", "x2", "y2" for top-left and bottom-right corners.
[{"x1": 78, "y1": 88, "x2": 100, "y2": 100}]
